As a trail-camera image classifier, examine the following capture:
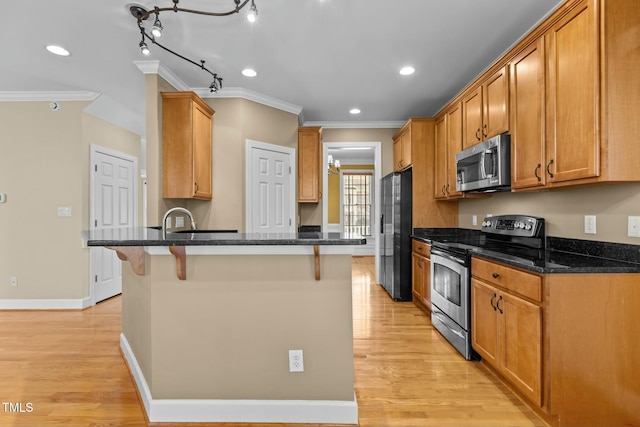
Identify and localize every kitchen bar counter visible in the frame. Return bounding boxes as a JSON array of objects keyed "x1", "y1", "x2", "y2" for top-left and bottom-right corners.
[
  {"x1": 412, "y1": 228, "x2": 640, "y2": 274},
  {"x1": 84, "y1": 226, "x2": 366, "y2": 247},
  {"x1": 84, "y1": 227, "x2": 362, "y2": 425}
]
